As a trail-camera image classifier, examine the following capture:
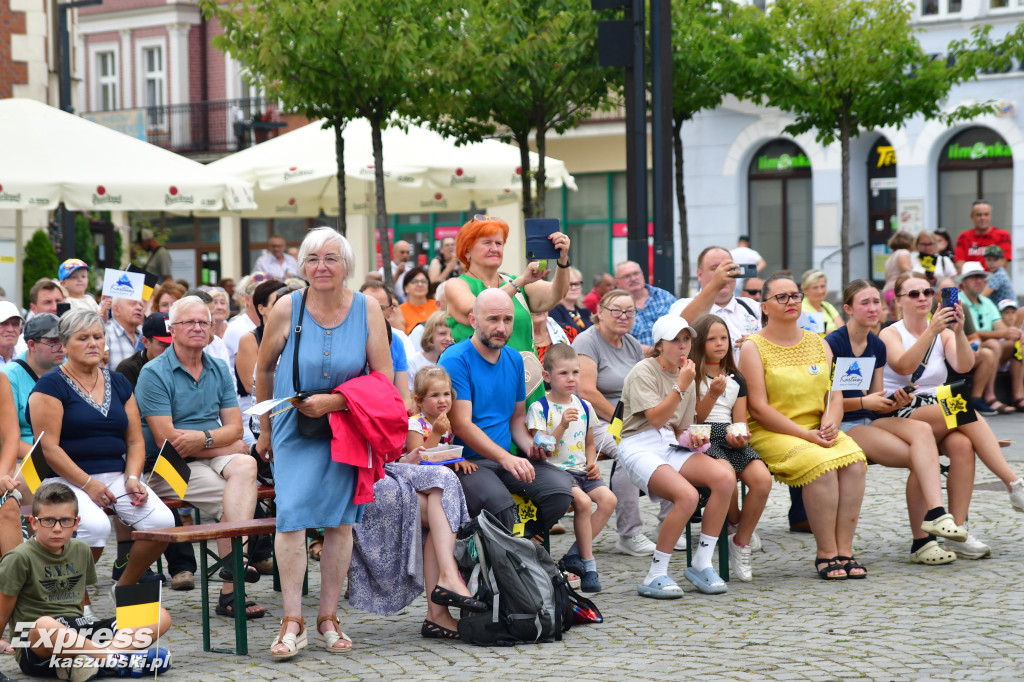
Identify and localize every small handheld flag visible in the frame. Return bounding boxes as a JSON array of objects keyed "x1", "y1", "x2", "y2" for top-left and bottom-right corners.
[
  {"x1": 607, "y1": 401, "x2": 624, "y2": 445},
  {"x1": 15, "y1": 433, "x2": 50, "y2": 494},
  {"x1": 127, "y1": 263, "x2": 160, "y2": 302},
  {"x1": 115, "y1": 581, "x2": 161, "y2": 630},
  {"x1": 148, "y1": 440, "x2": 191, "y2": 499},
  {"x1": 936, "y1": 380, "x2": 977, "y2": 430}
]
